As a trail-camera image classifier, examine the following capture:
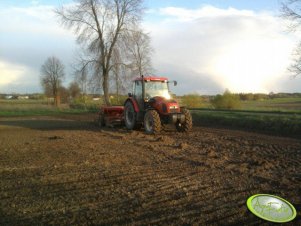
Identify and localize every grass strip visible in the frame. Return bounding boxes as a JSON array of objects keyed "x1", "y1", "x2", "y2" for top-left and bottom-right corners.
[
  {"x1": 191, "y1": 110, "x2": 301, "y2": 138},
  {"x1": 0, "y1": 108, "x2": 97, "y2": 117}
]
